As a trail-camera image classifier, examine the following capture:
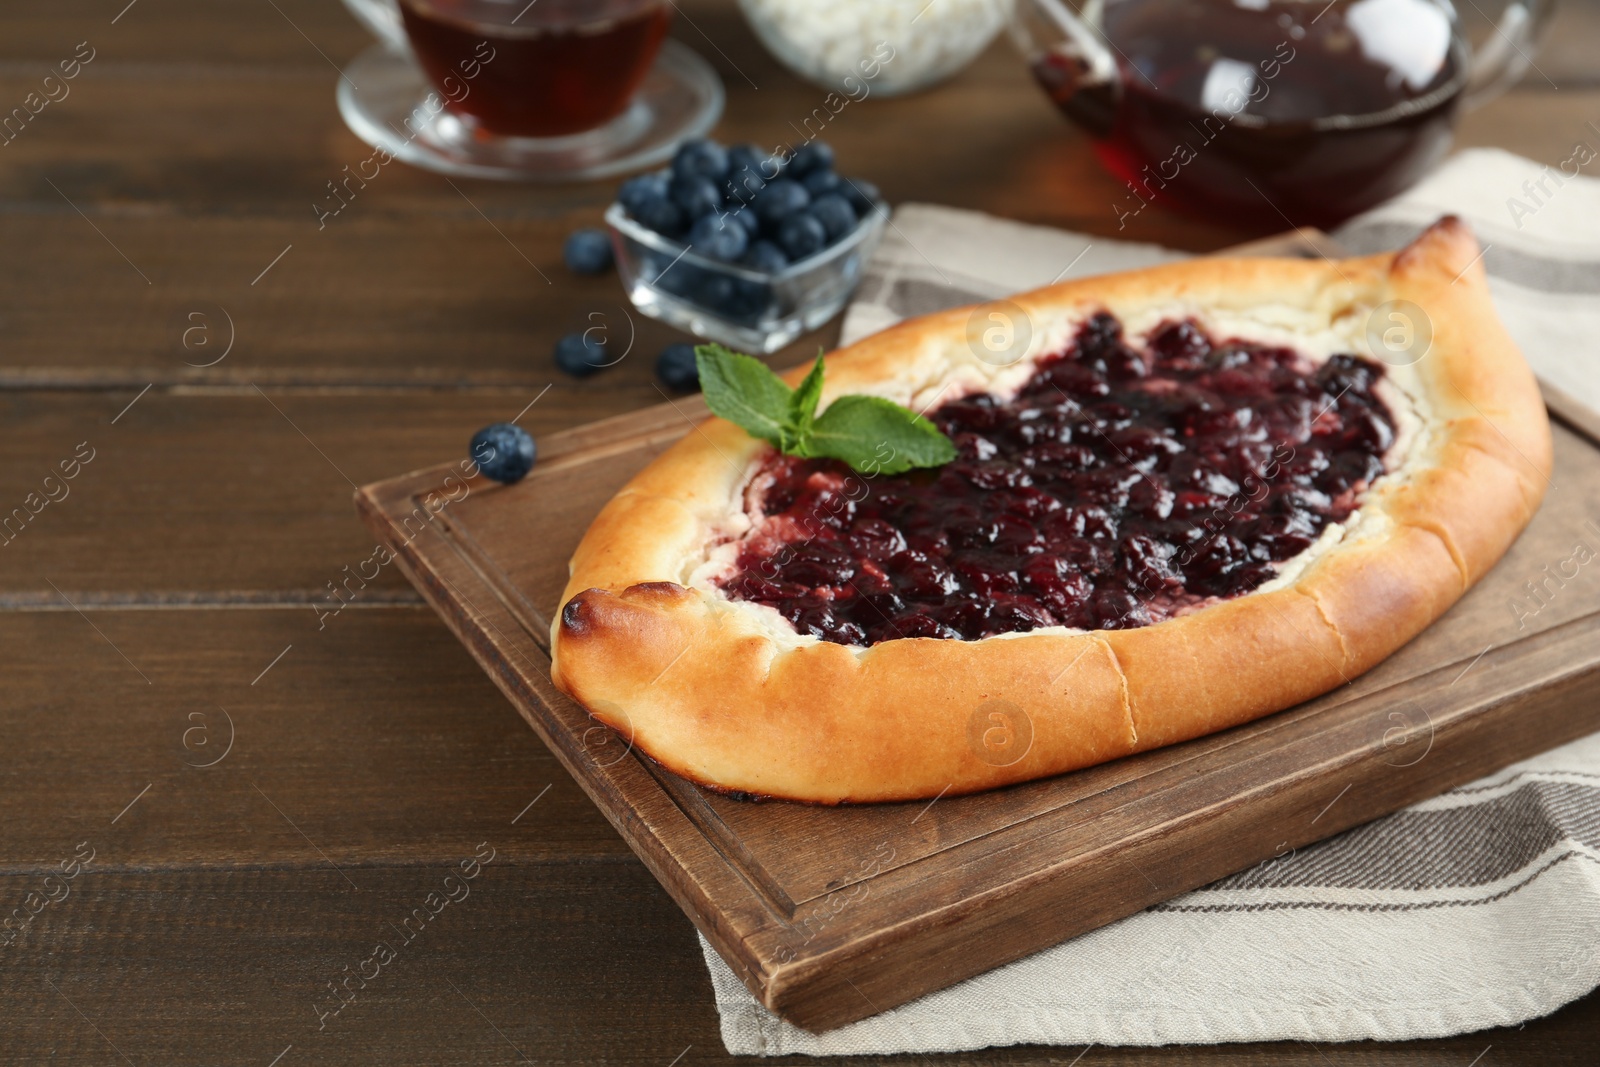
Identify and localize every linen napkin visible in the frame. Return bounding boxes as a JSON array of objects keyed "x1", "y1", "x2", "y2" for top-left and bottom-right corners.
[{"x1": 698, "y1": 148, "x2": 1600, "y2": 1055}]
